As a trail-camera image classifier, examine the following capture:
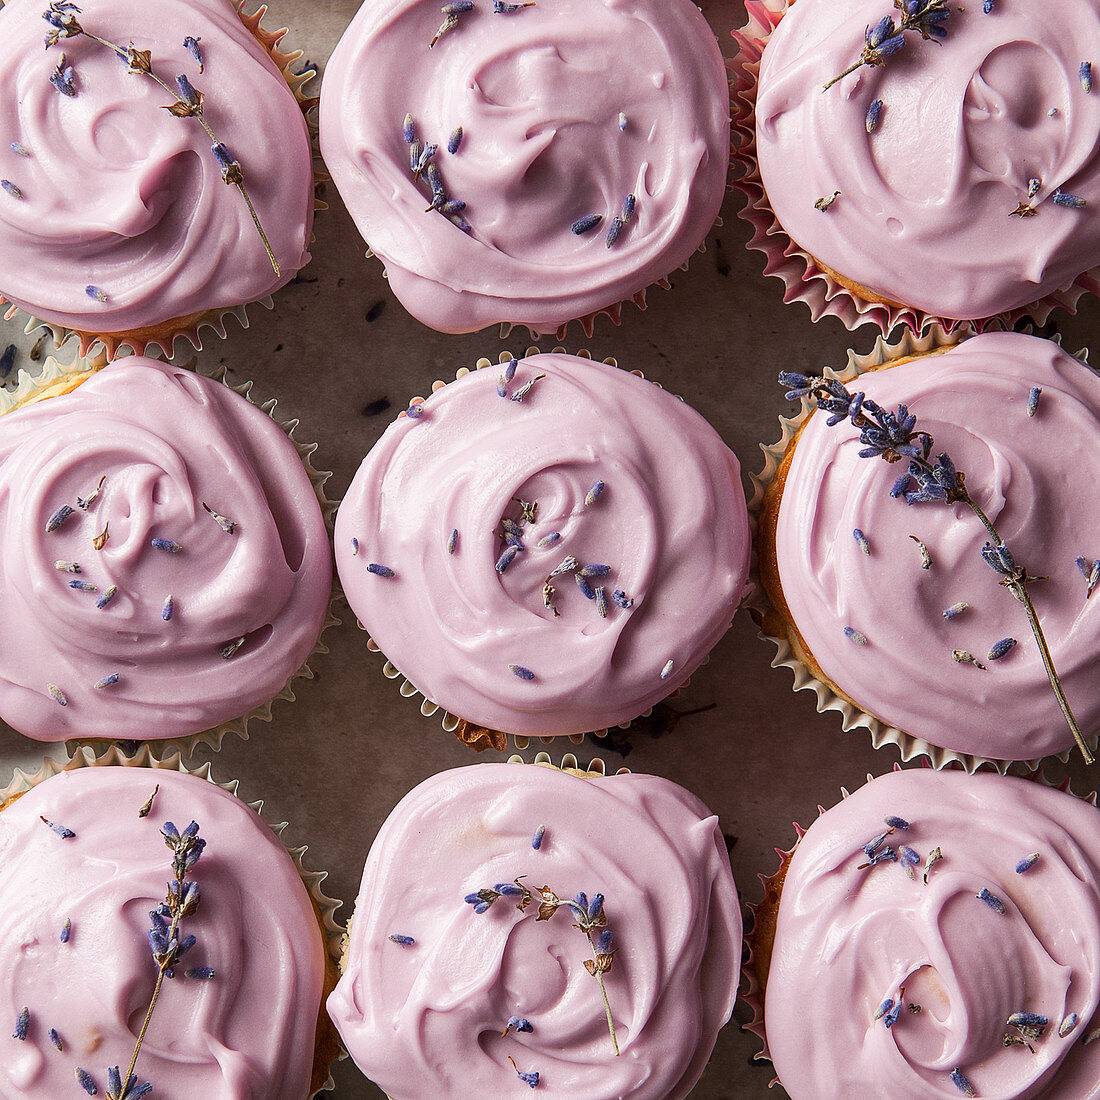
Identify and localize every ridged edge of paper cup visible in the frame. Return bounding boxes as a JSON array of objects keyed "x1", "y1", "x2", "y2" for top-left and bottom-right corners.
[
  {"x1": 356, "y1": 346, "x2": 695, "y2": 753},
  {"x1": 741, "y1": 762, "x2": 1098, "y2": 1082},
  {"x1": 728, "y1": 0, "x2": 1100, "y2": 334},
  {"x1": 0, "y1": 0, "x2": 326, "y2": 363},
  {"x1": 0, "y1": 742, "x2": 345, "y2": 1096},
  {"x1": 746, "y1": 323, "x2": 1099, "y2": 773},
  {"x1": 506, "y1": 750, "x2": 632, "y2": 777},
  {"x1": 0, "y1": 349, "x2": 340, "y2": 759}
]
